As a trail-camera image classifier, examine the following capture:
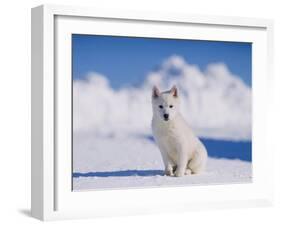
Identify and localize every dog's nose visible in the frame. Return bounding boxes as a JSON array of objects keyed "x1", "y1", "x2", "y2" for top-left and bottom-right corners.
[{"x1": 163, "y1": 114, "x2": 169, "y2": 120}]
